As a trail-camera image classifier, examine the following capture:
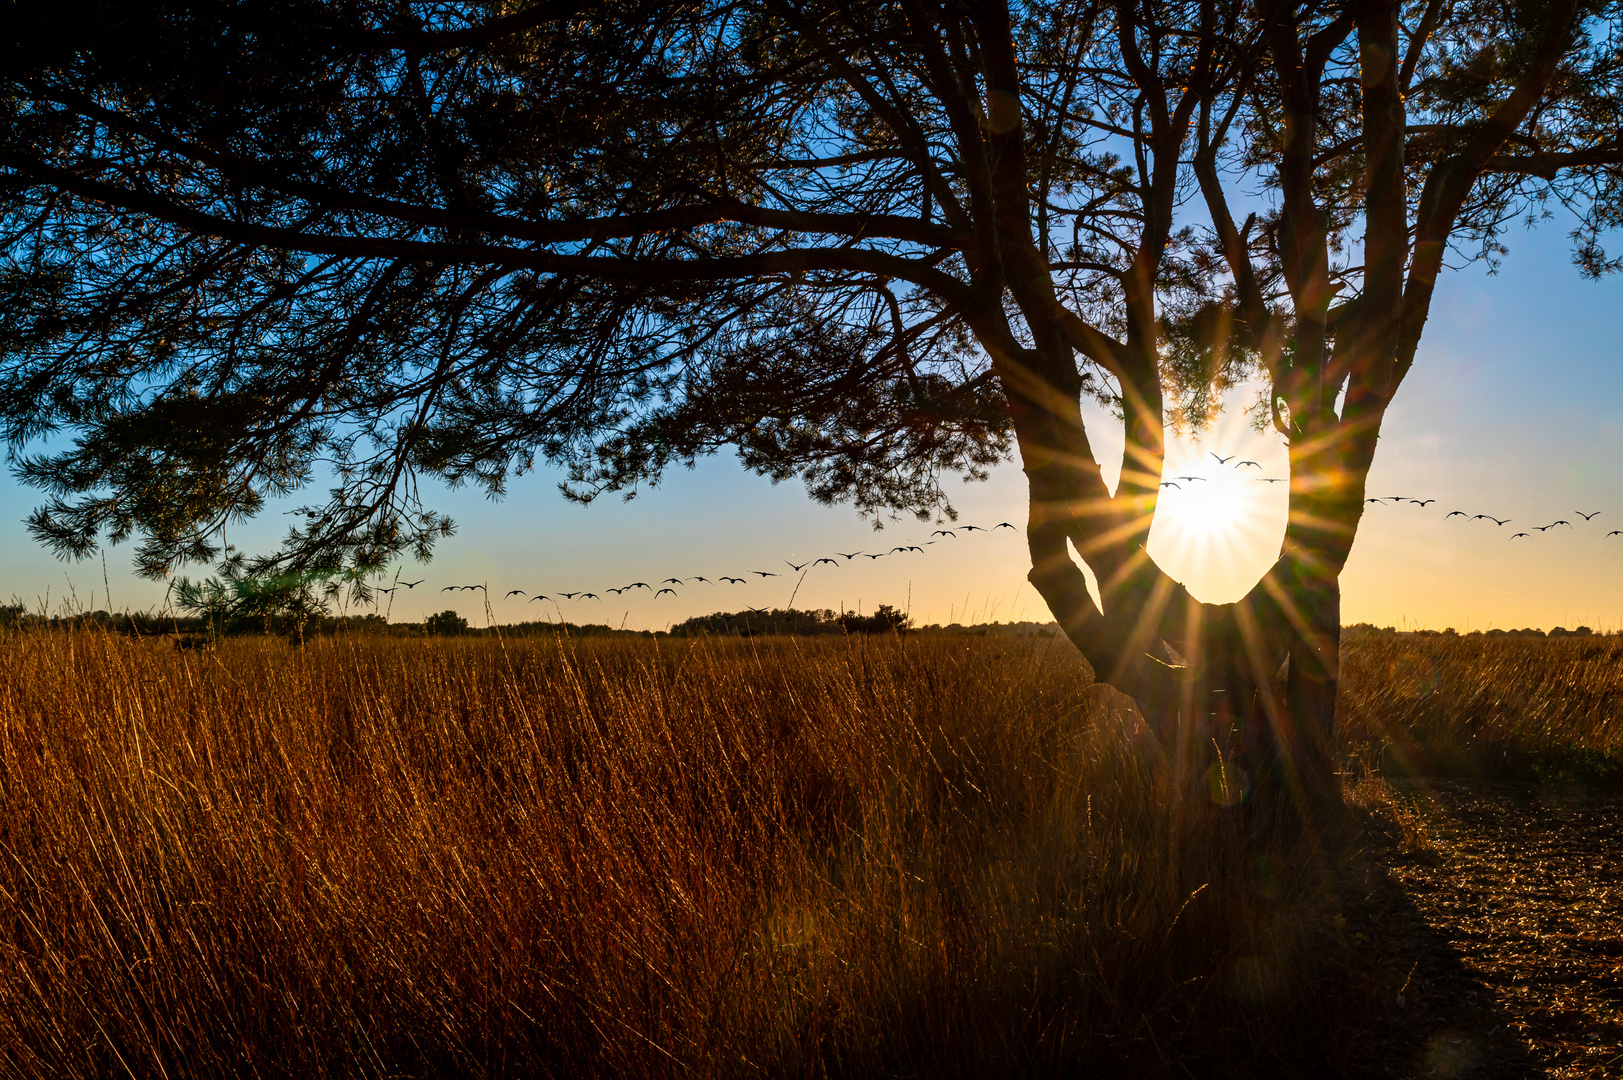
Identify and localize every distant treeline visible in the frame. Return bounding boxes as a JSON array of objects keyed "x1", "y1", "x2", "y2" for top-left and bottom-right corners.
[{"x1": 1345, "y1": 623, "x2": 1616, "y2": 639}]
